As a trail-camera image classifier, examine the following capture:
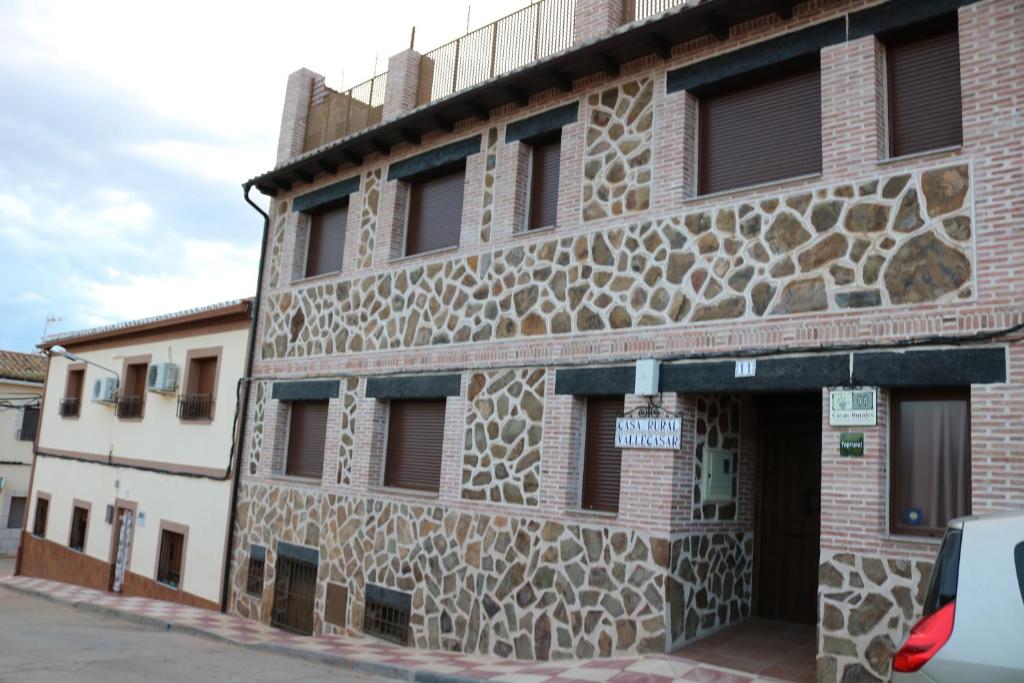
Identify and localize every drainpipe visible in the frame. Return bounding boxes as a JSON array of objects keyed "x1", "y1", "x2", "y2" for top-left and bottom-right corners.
[{"x1": 219, "y1": 184, "x2": 271, "y2": 612}]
